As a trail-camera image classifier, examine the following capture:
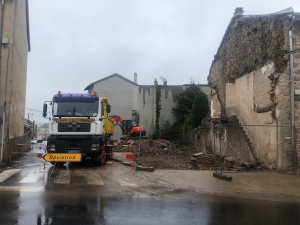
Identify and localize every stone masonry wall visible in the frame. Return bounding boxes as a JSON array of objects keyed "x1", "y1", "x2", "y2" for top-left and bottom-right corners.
[
  {"x1": 207, "y1": 14, "x2": 298, "y2": 170},
  {"x1": 208, "y1": 15, "x2": 290, "y2": 116}
]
